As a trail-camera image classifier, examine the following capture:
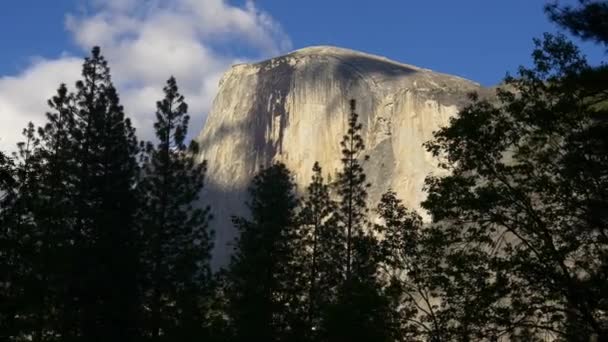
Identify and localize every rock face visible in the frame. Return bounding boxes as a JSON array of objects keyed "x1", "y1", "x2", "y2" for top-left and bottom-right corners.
[{"x1": 194, "y1": 46, "x2": 485, "y2": 265}]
